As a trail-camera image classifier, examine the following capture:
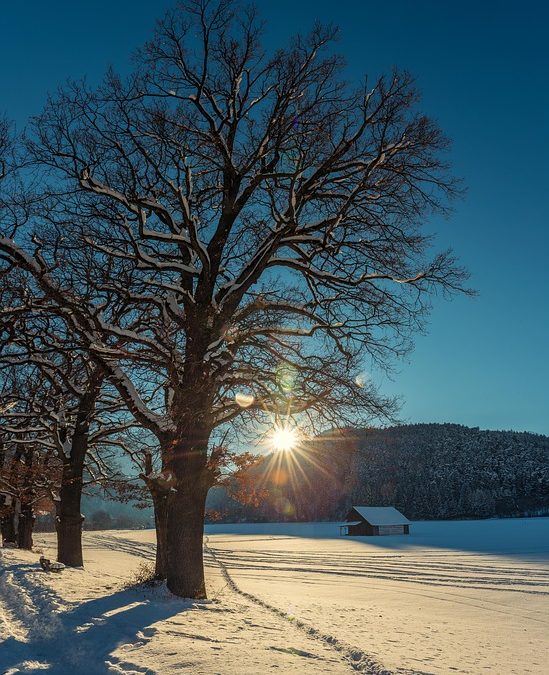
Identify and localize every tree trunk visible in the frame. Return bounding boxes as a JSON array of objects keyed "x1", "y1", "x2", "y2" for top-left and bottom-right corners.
[
  {"x1": 55, "y1": 366, "x2": 103, "y2": 567},
  {"x1": 161, "y1": 365, "x2": 213, "y2": 598},
  {"x1": 56, "y1": 470, "x2": 84, "y2": 566},
  {"x1": 151, "y1": 488, "x2": 168, "y2": 579},
  {"x1": 165, "y1": 472, "x2": 209, "y2": 598},
  {"x1": 17, "y1": 504, "x2": 35, "y2": 549},
  {"x1": 1, "y1": 507, "x2": 17, "y2": 545}
]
